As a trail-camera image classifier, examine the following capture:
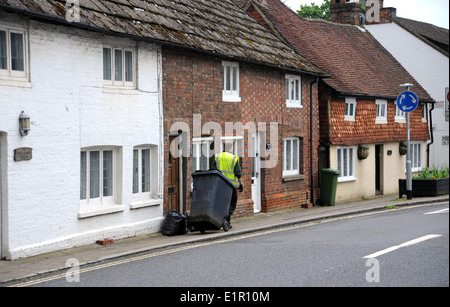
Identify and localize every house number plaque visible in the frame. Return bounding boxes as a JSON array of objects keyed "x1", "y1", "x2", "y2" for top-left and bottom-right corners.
[{"x1": 14, "y1": 148, "x2": 33, "y2": 161}]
